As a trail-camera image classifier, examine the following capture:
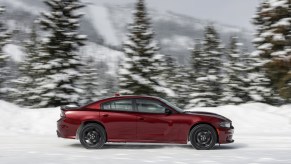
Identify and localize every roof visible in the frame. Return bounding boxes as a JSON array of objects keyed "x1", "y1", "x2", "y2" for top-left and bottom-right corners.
[{"x1": 100, "y1": 95, "x2": 162, "y2": 101}]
